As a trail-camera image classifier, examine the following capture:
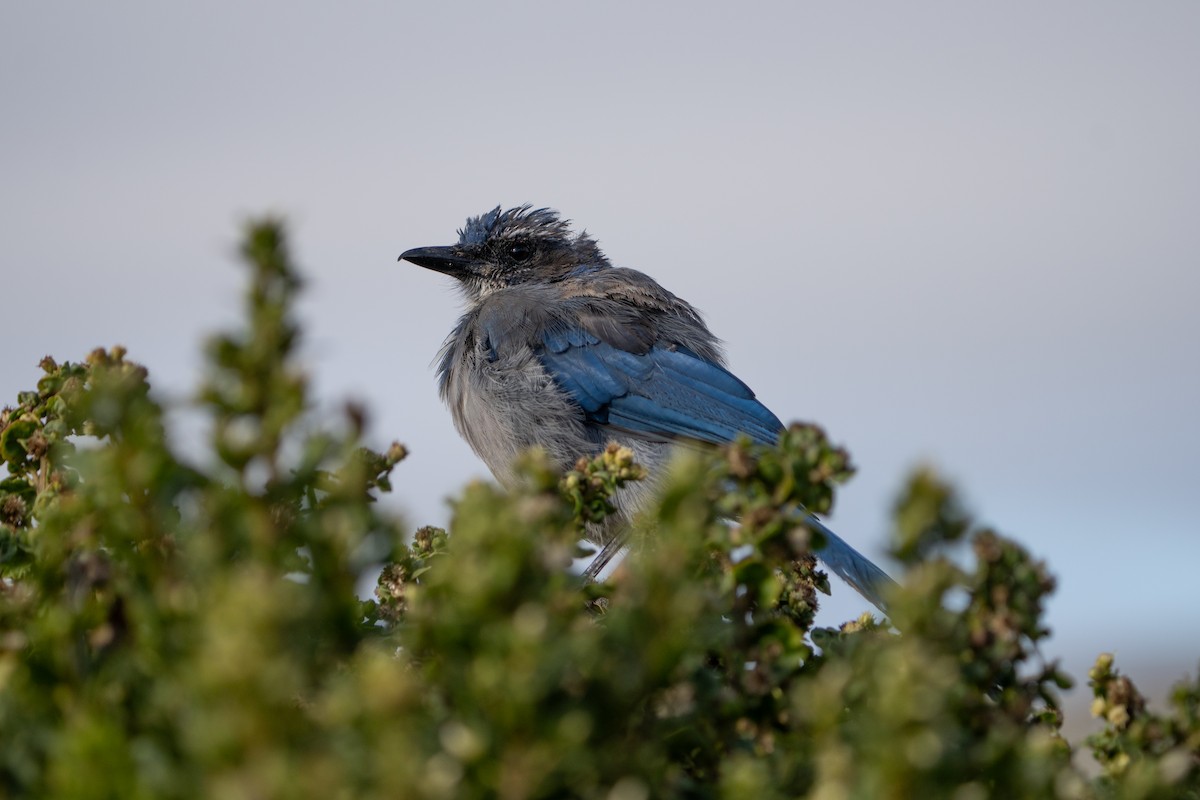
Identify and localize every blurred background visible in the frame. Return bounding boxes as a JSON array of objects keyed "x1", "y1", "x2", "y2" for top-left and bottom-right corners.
[{"x1": 3, "y1": 2, "x2": 1197, "y2": 737}]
